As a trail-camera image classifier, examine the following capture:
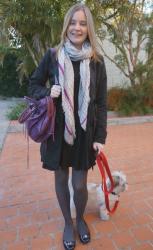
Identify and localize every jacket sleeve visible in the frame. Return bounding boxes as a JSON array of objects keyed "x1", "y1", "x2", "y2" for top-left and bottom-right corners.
[
  {"x1": 94, "y1": 58, "x2": 107, "y2": 144},
  {"x1": 28, "y1": 49, "x2": 53, "y2": 99}
]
